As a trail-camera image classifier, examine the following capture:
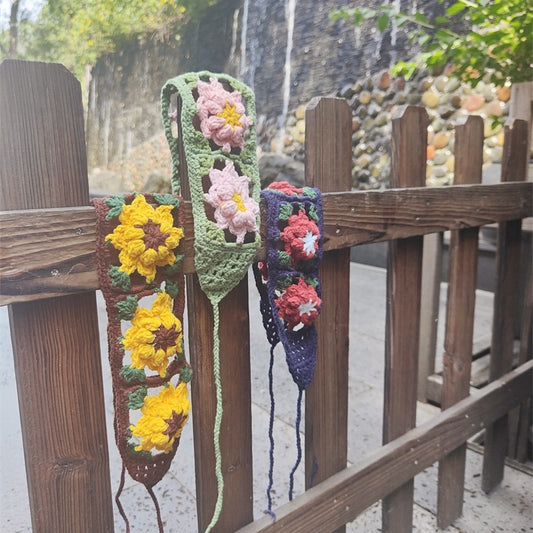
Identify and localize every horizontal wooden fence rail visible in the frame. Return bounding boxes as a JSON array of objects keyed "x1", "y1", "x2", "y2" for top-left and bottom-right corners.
[
  {"x1": 236, "y1": 360, "x2": 533, "y2": 533},
  {"x1": 1, "y1": 182, "x2": 531, "y2": 305}
]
